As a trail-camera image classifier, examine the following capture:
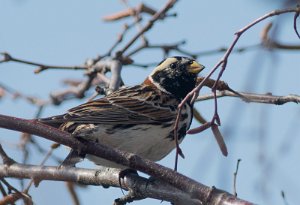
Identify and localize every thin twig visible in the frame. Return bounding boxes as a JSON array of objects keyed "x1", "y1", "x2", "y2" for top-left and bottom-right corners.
[
  {"x1": 24, "y1": 143, "x2": 60, "y2": 193},
  {"x1": 114, "y1": 190, "x2": 144, "y2": 205},
  {"x1": 293, "y1": 5, "x2": 300, "y2": 39},
  {"x1": 0, "y1": 193, "x2": 24, "y2": 205},
  {"x1": 0, "y1": 52, "x2": 86, "y2": 73},
  {"x1": 233, "y1": 159, "x2": 242, "y2": 197},
  {"x1": 66, "y1": 182, "x2": 81, "y2": 205},
  {"x1": 261, "y1": 22, "x2": 300, "y2": 50},
  {"x1": 0, "y1": 144, "x2": 16, "y2": 165},
  {"x1": 173, "y1": 7, "x2": 300, "y2": 168},
  {"x1": 195, "y1": 90, "x2": 300, "y2": 105},
  {"x1": 0, "y1": 178, "x2": 32, "y2": 204},
  {"x1": 281, "y1": 190, "x2": 290, "y2": 205},
  {"x1": 0, "y1": 182, "x2": 7, "y2": 197},
  {"x1": 0, "y1": 82, "x2": 49, "y2": 106},
  {"x1": 50, "y1": 71, "x2": 97, "y2": 105}
]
